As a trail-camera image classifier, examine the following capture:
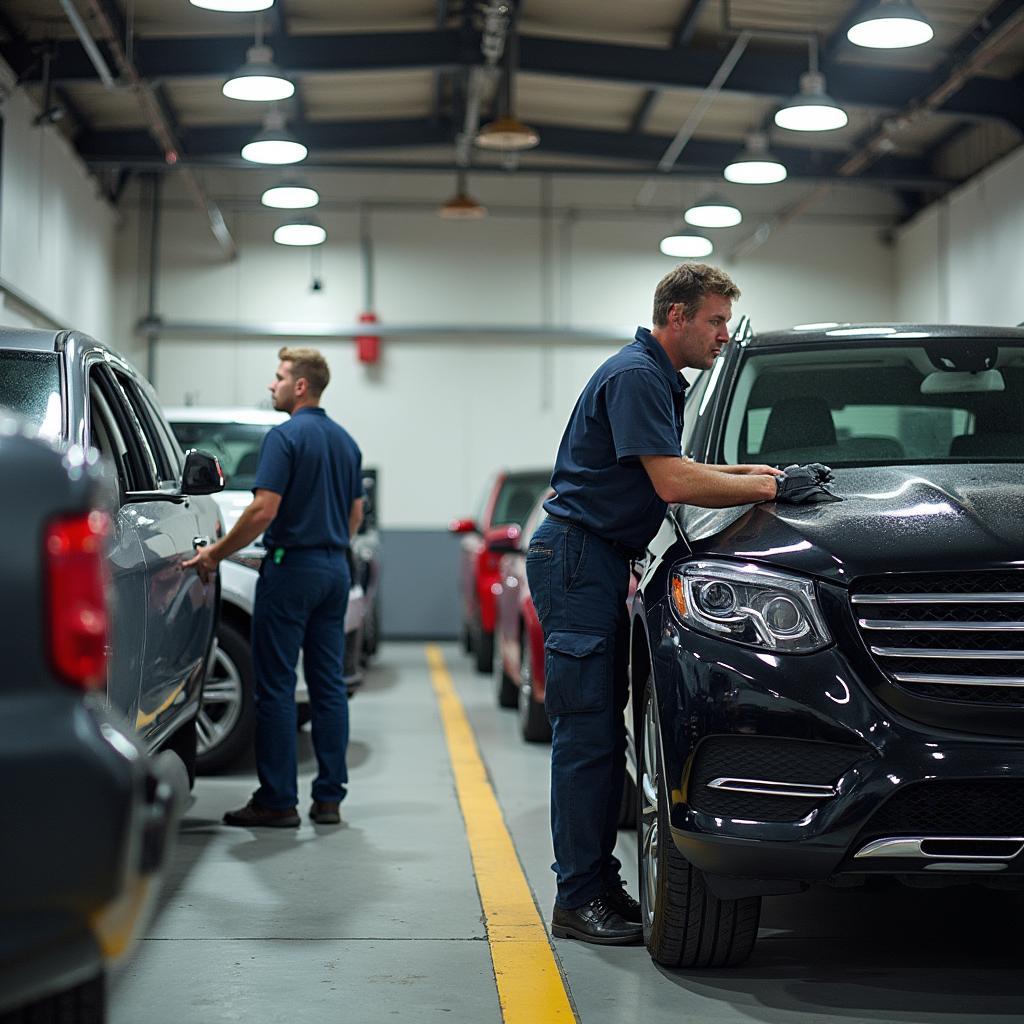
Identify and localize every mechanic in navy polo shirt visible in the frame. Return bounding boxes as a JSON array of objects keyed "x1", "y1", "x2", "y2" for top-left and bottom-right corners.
[
  {"x1": 184, "y1": 347, "x2": 364, "y2": 829},
  {"x1": 528, "y1": 264, "x2": 784, "y2": 945}
]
